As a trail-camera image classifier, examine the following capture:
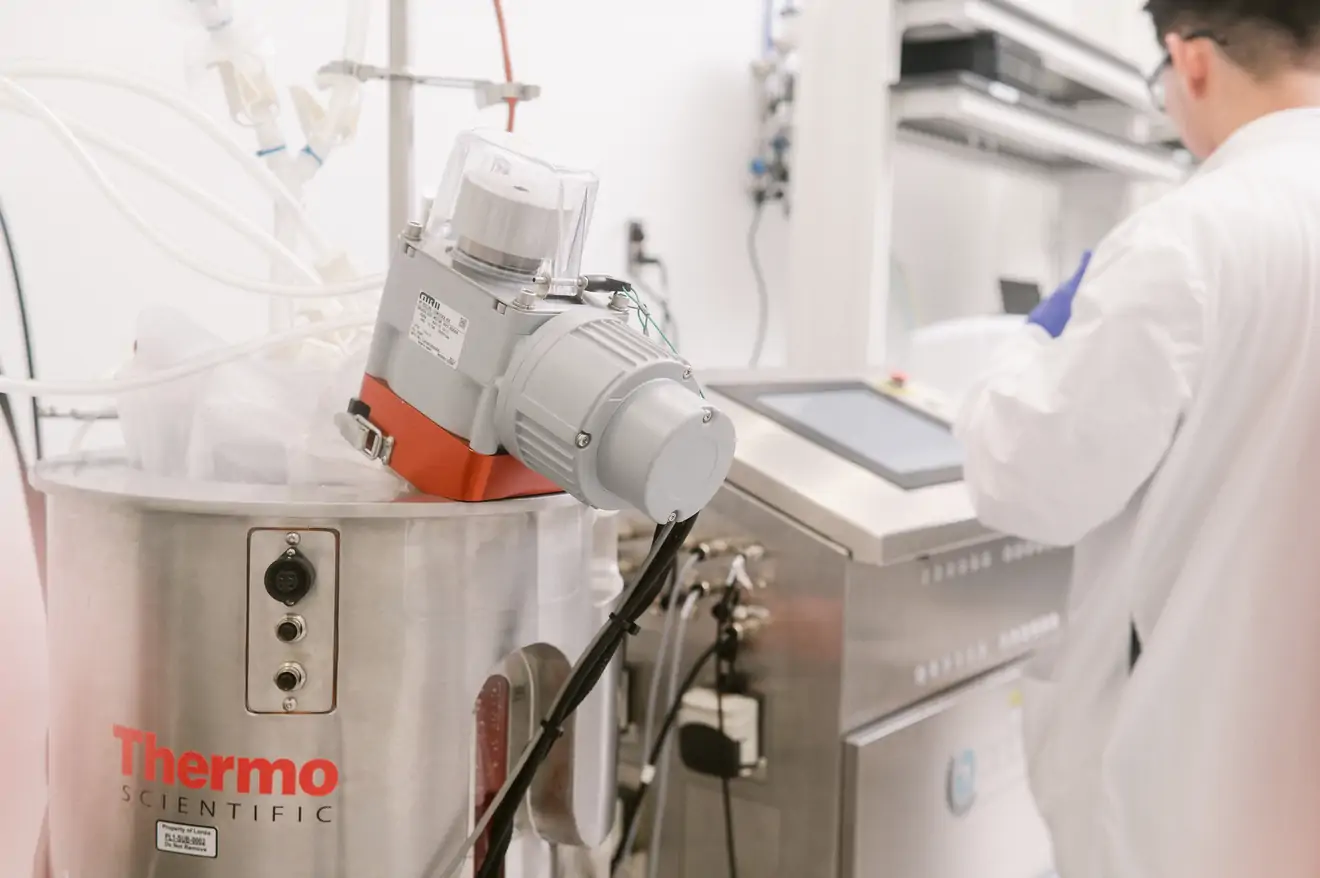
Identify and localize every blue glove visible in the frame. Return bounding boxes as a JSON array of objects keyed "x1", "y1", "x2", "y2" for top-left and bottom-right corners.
[{"x1": 1028, "y1": 251, "x2": 1093, "y2": 339}]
